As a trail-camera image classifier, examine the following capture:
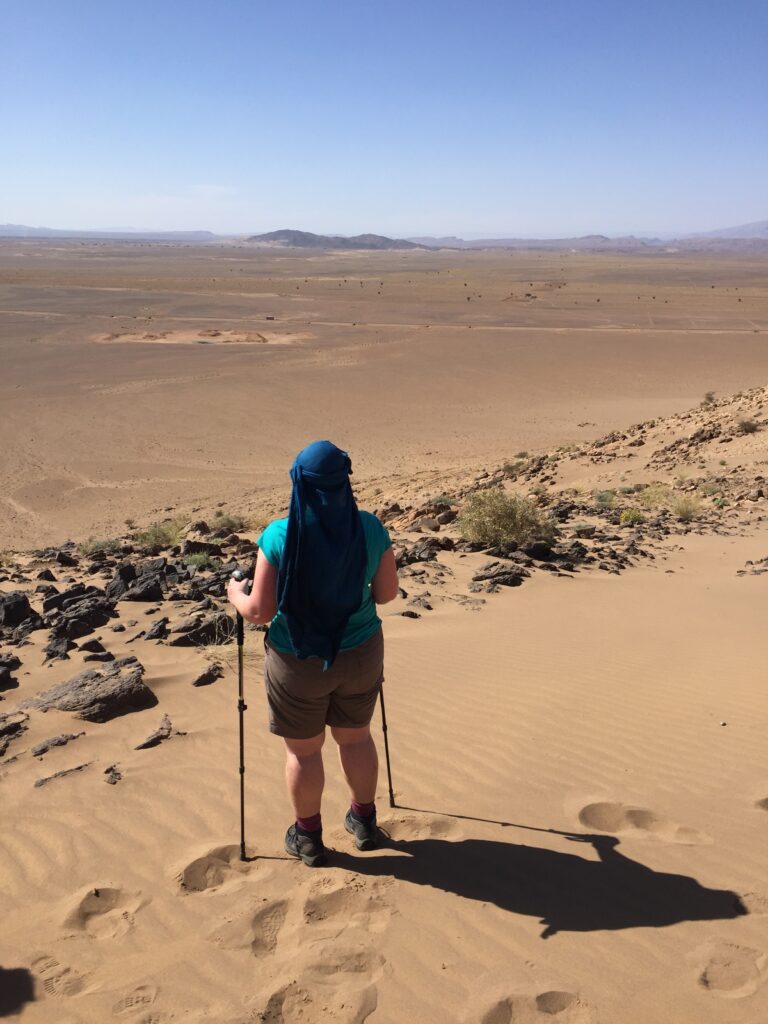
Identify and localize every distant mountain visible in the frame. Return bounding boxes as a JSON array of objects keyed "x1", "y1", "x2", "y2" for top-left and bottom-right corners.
[
  {"x1": 247, "y1": 229, "x2": 425, "y2": 250},
  {"x1": 685, "y1": 219, "x2": 768, "y2": 240},
  {"x1": 0, "y1": 224, "x2": 219, "y2": 240},
  {"x1": 407, "y1": 234, "x2": 657, "y2": 251}
]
